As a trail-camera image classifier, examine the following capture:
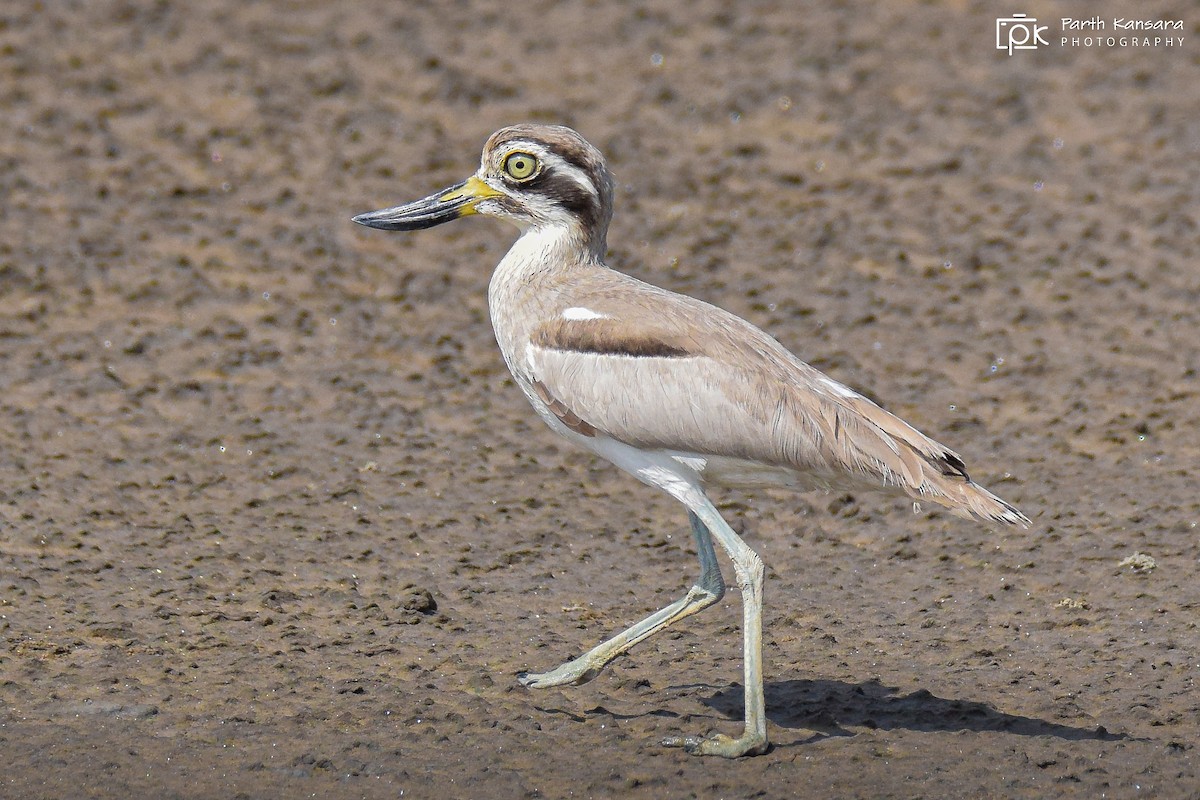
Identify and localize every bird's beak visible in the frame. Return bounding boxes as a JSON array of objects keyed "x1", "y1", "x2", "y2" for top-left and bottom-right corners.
[{"x1": 351, "y1": 176, "x2": 503, "y2": 231}]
